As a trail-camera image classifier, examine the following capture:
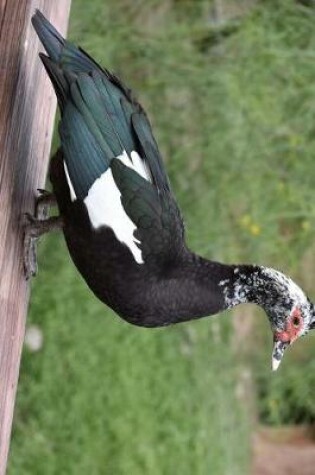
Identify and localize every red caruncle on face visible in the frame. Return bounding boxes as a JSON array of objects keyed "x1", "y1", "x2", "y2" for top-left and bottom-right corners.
[{"x1": 274, "y1": 307, "x2": 303, "y2": 344}]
